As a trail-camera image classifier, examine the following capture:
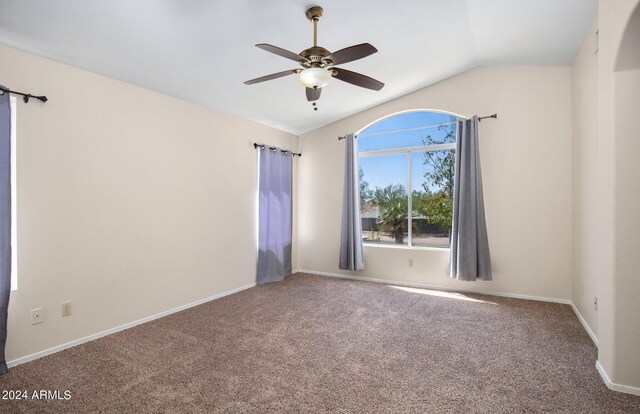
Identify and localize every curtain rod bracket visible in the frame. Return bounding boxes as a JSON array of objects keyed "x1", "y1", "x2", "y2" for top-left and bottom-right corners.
[{"x1": 478, "y1": 113, "x2": 497, "y2": 122}]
